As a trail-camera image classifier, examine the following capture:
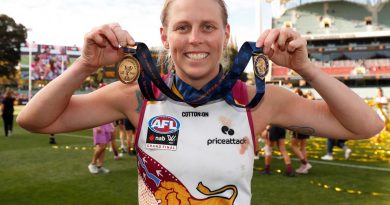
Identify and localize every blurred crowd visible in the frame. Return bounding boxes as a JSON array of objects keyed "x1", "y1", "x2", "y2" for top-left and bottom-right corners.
[{"x1": 256, "y1": 87, "x2": 388, "y2": 177}]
